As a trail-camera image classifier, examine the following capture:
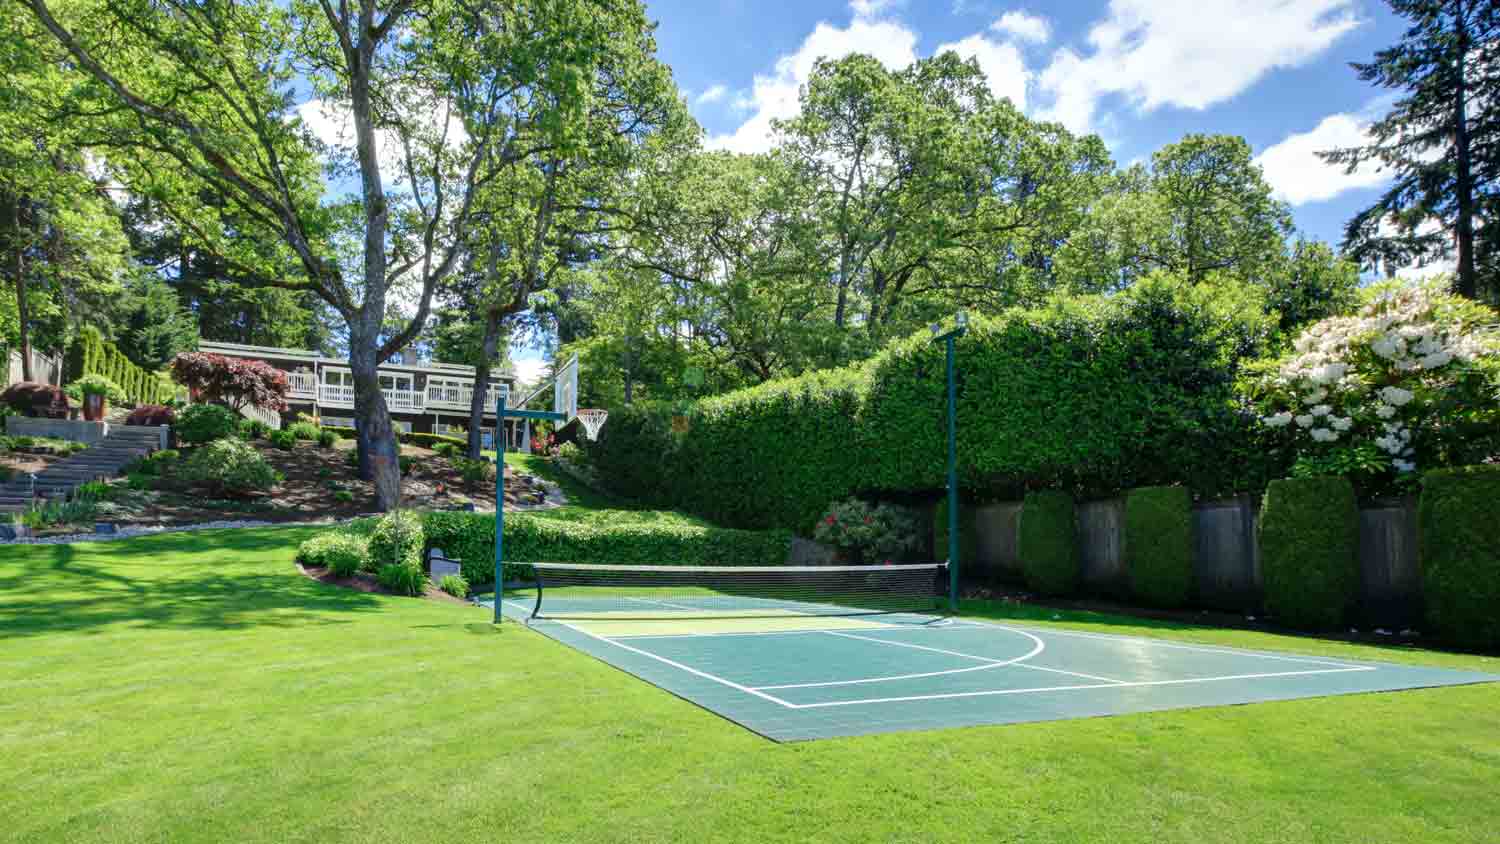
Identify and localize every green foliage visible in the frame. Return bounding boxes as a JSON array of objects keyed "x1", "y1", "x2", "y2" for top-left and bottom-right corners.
[
  {"x1": 66, "y1": 326, "x2": 175, "y2": 405},
  {"x1": 322, "y1": 425, "x2": 358, "y2": 440},
  {"x1": 1125, "y1": 486, "x2": 1194, "y2": 608},
  {"x1": 267, "y1": 429, "x2": 296, "y2": 450},
  {"x1": 125, "y1": 472, "x2": 155, "y2": 491},
  {"x1": 73, "y1": 480, "x2": 117, "y2": 502},
  {"x1": 296, "y1": 532, "x2": 371, "y2": 577},
  {"x1": 931, "y1": 495, "x2": 979, "y2": 573},
  {"x1": 452, "y1": 456, "x2": 494, "y2": 489},
  {"x1": 1018, "y1": 491, "x2": 1078, "y2": 596},
  {"x1": 126, "y1": 448, "x2": 179, "y2": 476},
  {"x1": 179, "y1": 438, "x2": 282, "y2": 494},
  {"x1": 1259, "y1": 477, "x2": 1358, "y2": 630},
  {"x1": 377, "y1": 562, "x2": 428, "y2": 597},
  {"x1": 398, "y1": 455, "x2": 415, "y2": 474},
  {"x1": 21, "y1": 497, "x2": 98, "y2": 529},
  {"x1": 368, "y1": 510, "x2": 424, "y2": 569},
  {"x1": 1419, "y1": 465, "x2": 1500, "y2": 650},
  {"x1": 64, "y1": 374, "x2": 126, "y2": 404},
  {"x1": 555, "y1": 441, "x2": 586, "y2": 466},
  {"x1": 811, "y1": 499, "x2": 922, "y2": 562},
  {"x1": 421, "y1": 510, "x2": 792, "y2": 585},
  {"x1": 401, "y1": 432, "x2": 466, "y2": 450},
  {"x1": 286, "y1": 421, "x2": 319, "y2": 441},
  {"x1": 432, "y1": 441, "x2": 460, "y2": 458},
  {"x1": 438, "y1": 573, "x2": 469, "y2": 598},
  {"x1": 316, "y1": 429, "x2": 337, "y2": 448},
  {"x1": 333, "y1": 489, "x2": 354, "y2": 503},
  {"x1": 239, "y1": 418, "x2": 271, "y2": 440},
  {"x1": 175, "y1": 404, "x2": 240, "y2": 444}
]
